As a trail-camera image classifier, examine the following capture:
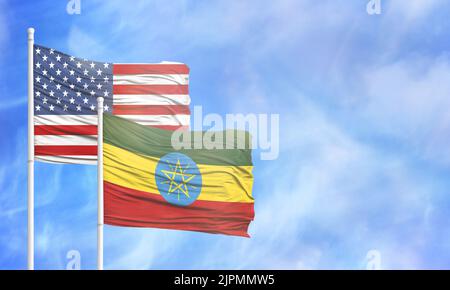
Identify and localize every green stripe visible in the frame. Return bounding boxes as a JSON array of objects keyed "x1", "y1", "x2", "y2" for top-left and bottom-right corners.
[{"x1": 103, "y1": 113, "x2": 252, "y2": 166}]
